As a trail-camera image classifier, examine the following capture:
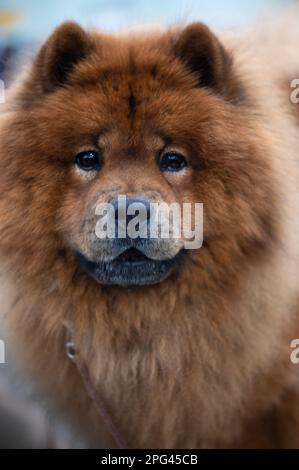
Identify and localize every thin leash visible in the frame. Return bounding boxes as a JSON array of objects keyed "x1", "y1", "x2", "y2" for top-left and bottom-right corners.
[{"x1": 65, "y1": 338, "x2": 129, "y2": 449}]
